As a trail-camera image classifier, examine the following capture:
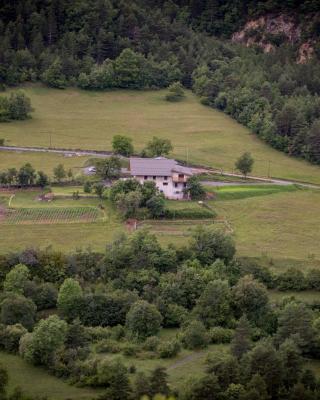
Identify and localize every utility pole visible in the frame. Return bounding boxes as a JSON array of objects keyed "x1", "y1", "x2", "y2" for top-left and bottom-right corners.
[{"x1": 267, "y1": 160, "x2": 271, "y2": 178}]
